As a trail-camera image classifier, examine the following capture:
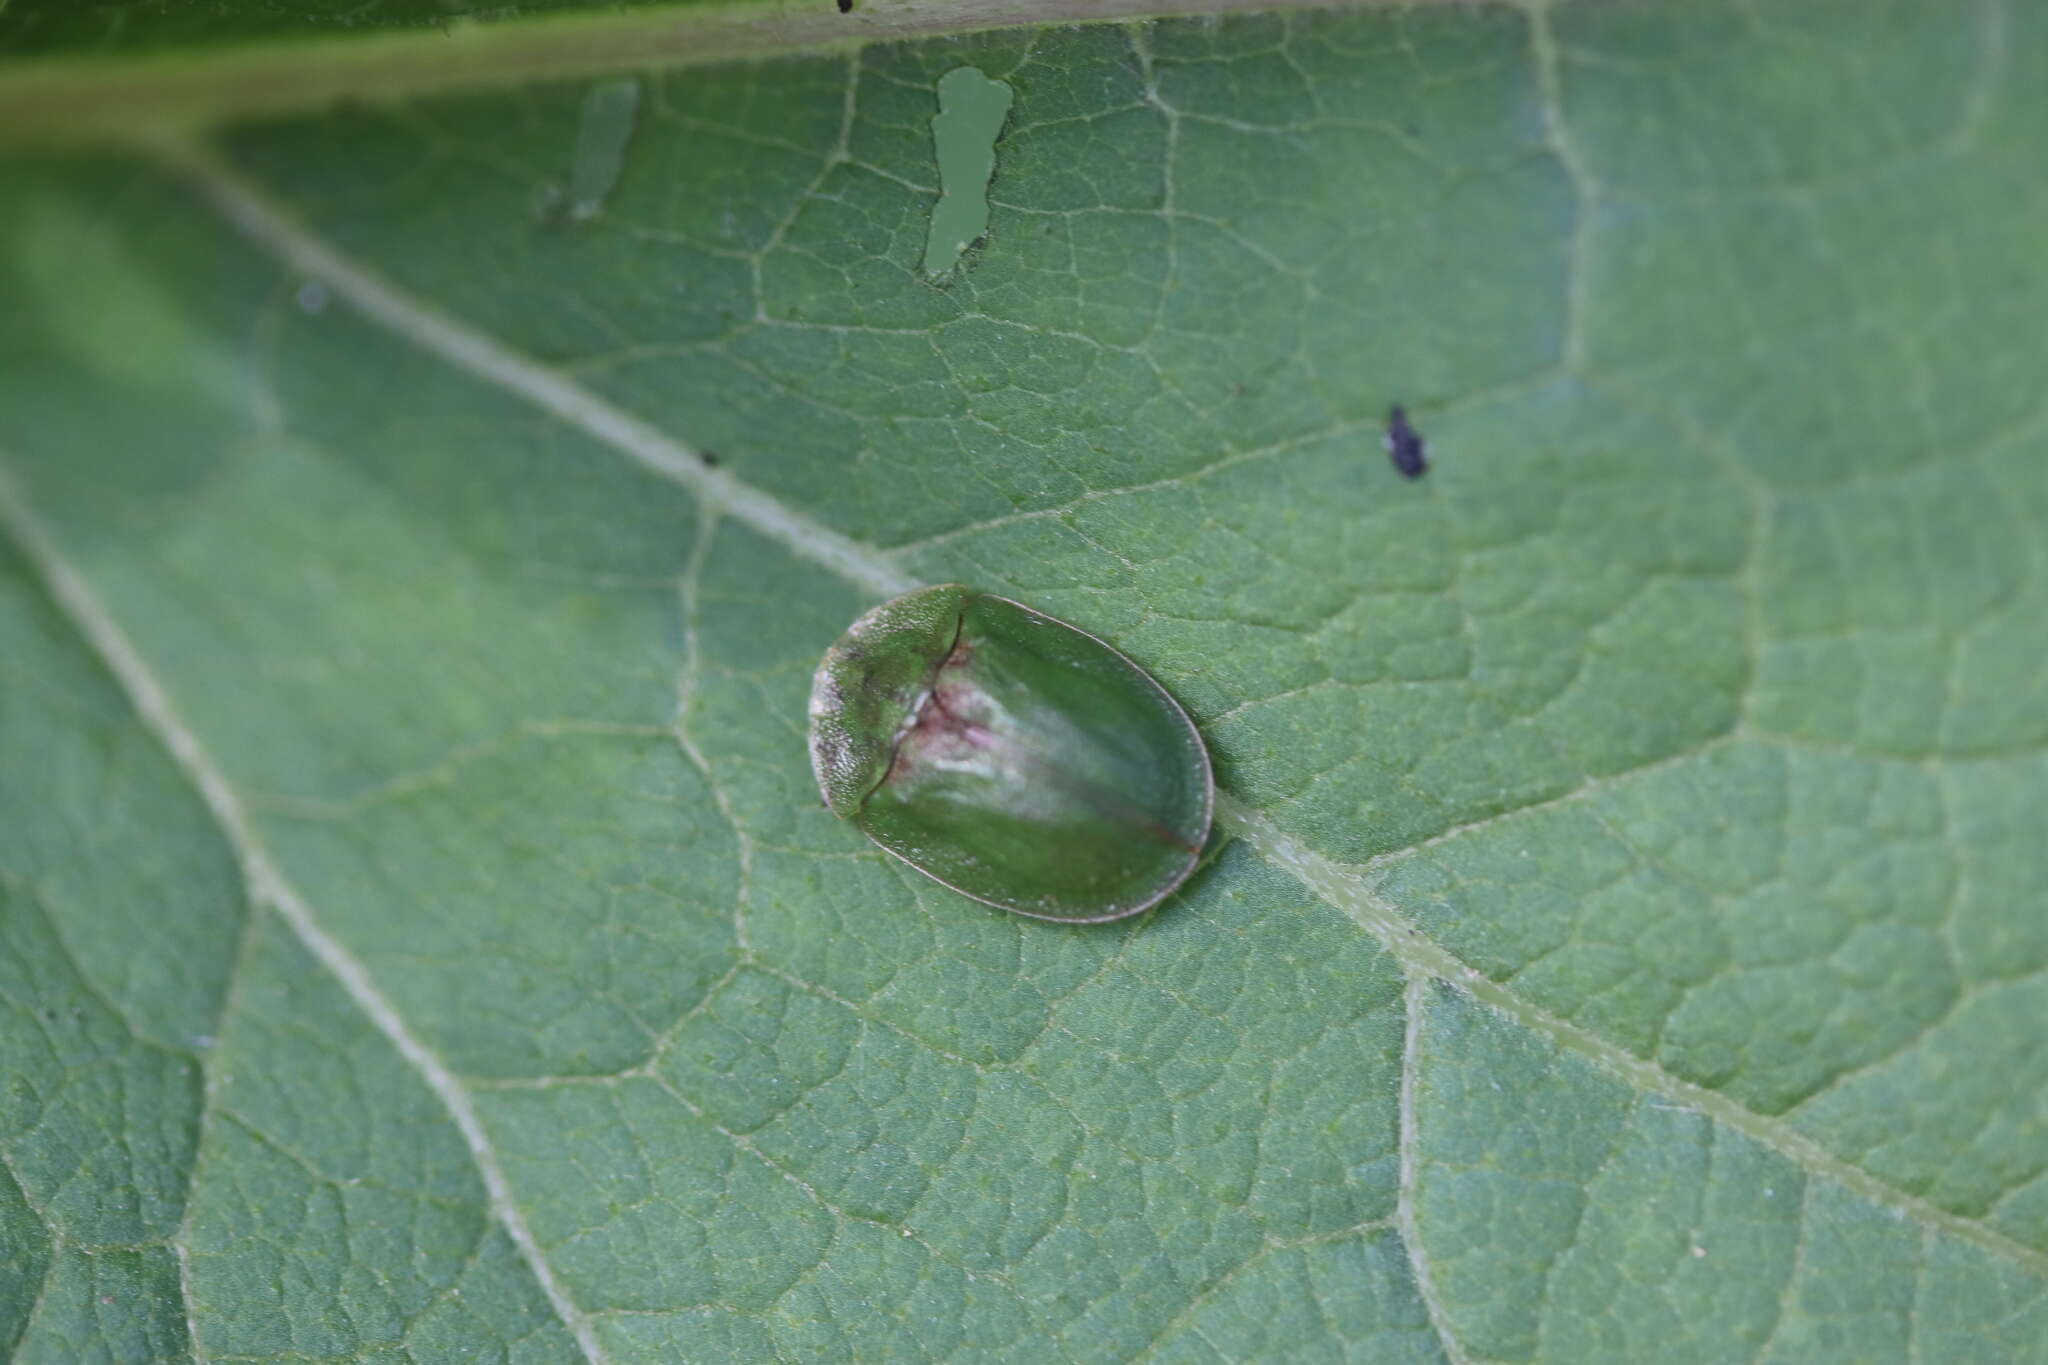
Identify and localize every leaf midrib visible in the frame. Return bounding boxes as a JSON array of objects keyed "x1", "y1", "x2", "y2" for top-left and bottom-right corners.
[{"x1": 135, "y1": 133, "x2": 2048, "y2": 1287}]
